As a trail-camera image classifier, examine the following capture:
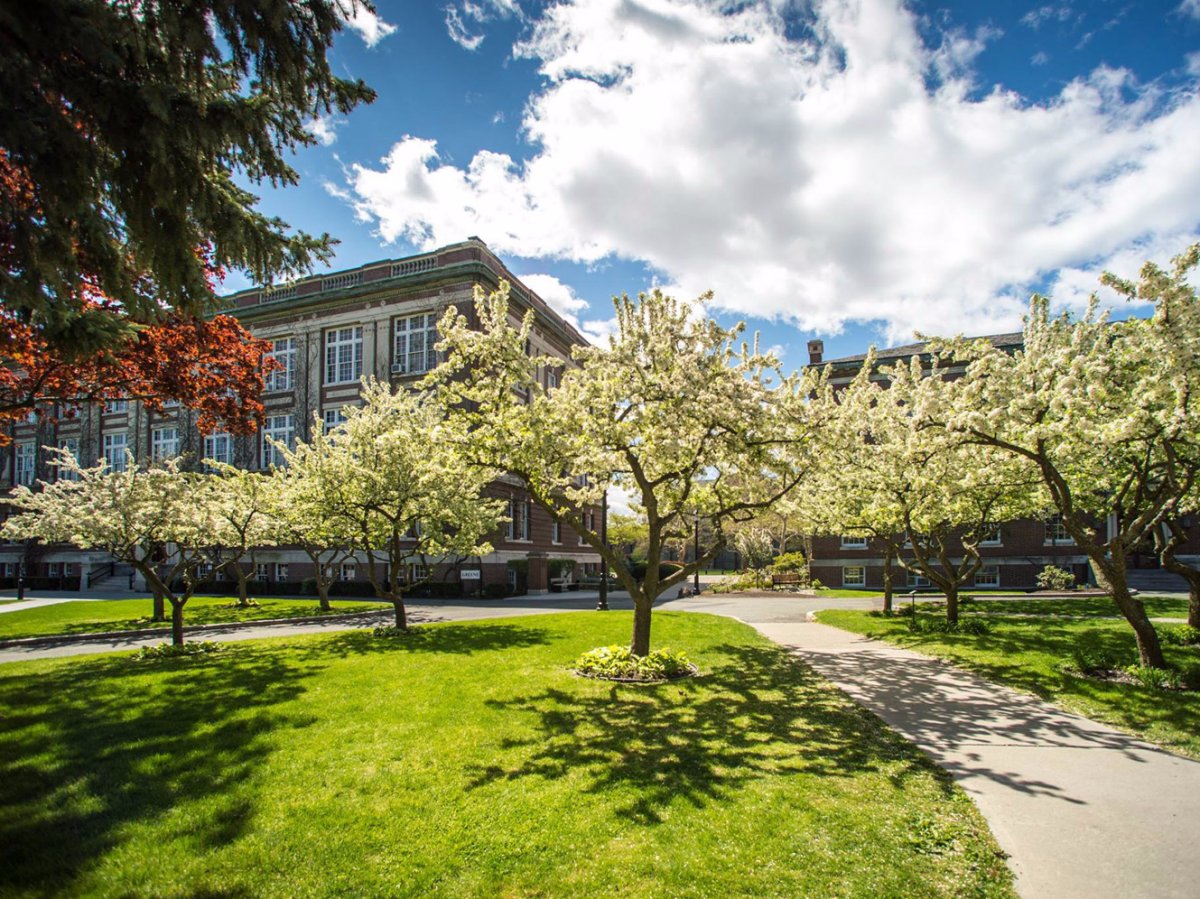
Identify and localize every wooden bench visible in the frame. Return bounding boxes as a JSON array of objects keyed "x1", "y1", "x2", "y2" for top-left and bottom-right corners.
[{"x1": 771, "y1": 572, "x2": 804, "y2": 589}]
